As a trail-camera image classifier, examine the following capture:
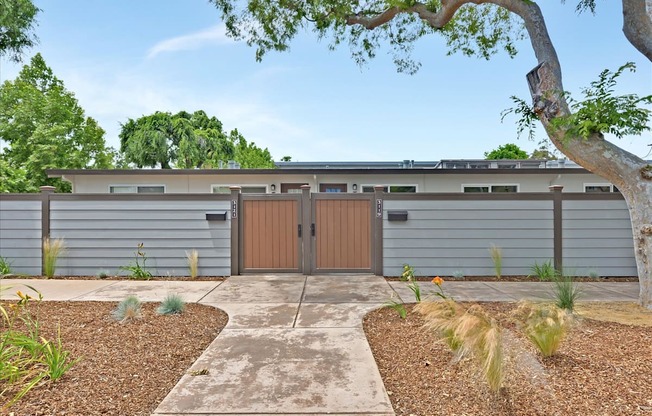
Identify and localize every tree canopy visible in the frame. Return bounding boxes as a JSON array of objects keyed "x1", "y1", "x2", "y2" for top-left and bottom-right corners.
[
  {"x1": 0, "y1": 0, "x2": 39, "y2": 62},
  {"x1": 0, "y1": 53, "x2": 114, "y2": 192},
  {"x1": 484, "y1": 143, "x2": 528, "y2": 160},
  {"x1": 119, "y1": 110, "x2": 275, "y2": 169}
]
